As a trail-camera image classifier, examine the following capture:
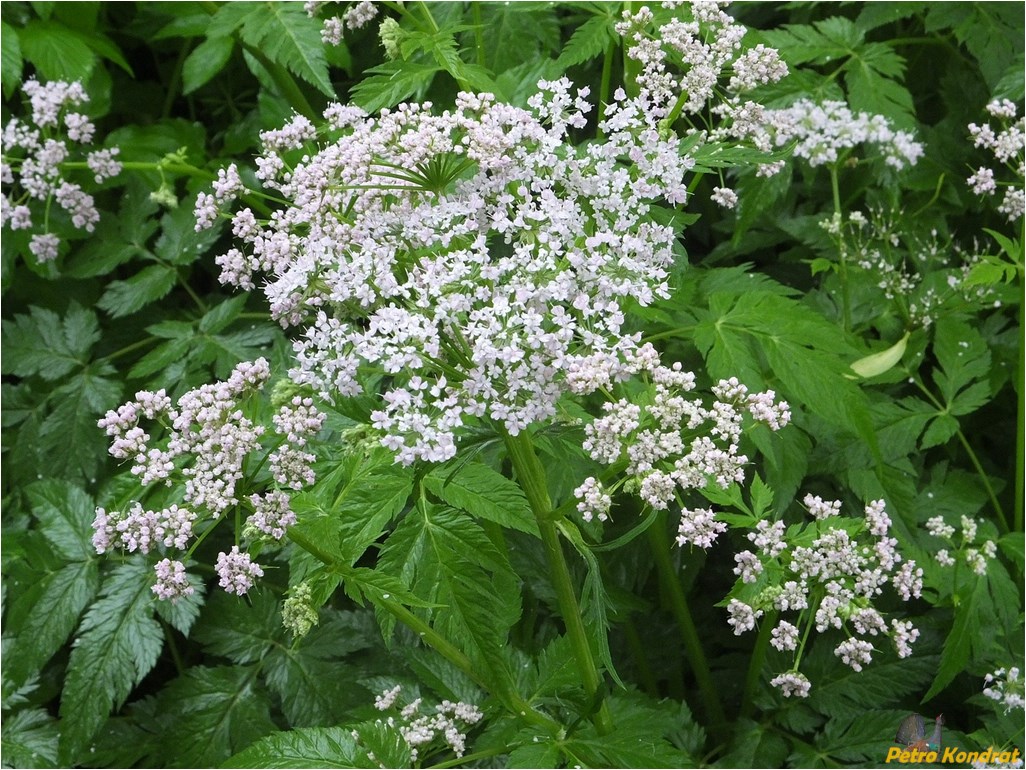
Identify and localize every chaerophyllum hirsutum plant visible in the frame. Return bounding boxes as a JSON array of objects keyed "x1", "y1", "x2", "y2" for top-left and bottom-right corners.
[
  {"x1": 83, "y1": 2, "x2": 934, "y2": 765},
  {"x1": 3, "y1": 1, "x2": 1023, "y2": 768}
]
